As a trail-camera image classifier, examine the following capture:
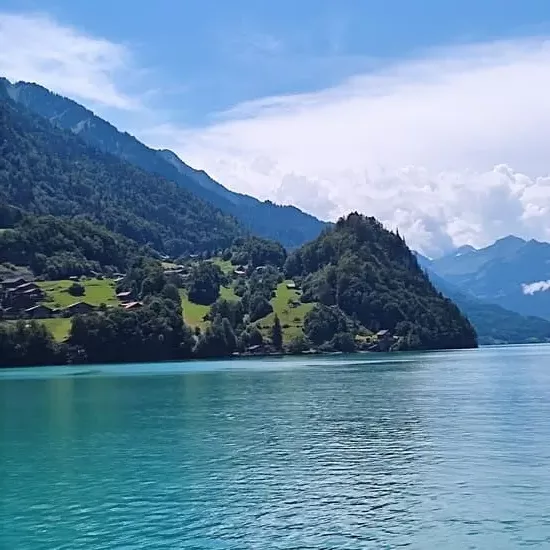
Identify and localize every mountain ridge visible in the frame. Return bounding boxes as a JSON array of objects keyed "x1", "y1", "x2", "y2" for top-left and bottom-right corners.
[
  {"x1": 0, "y1": 77, "x2": 327, "y2": 248},
  {"x1": 418, "y1": 235, "x2": 550, "y2": 320},
  {"x1": 0, "y1": 82, "x2": 244, "y2": 256},
  {"x1": 415, "y1": 257, "x2": 550, "y2": 345}
]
